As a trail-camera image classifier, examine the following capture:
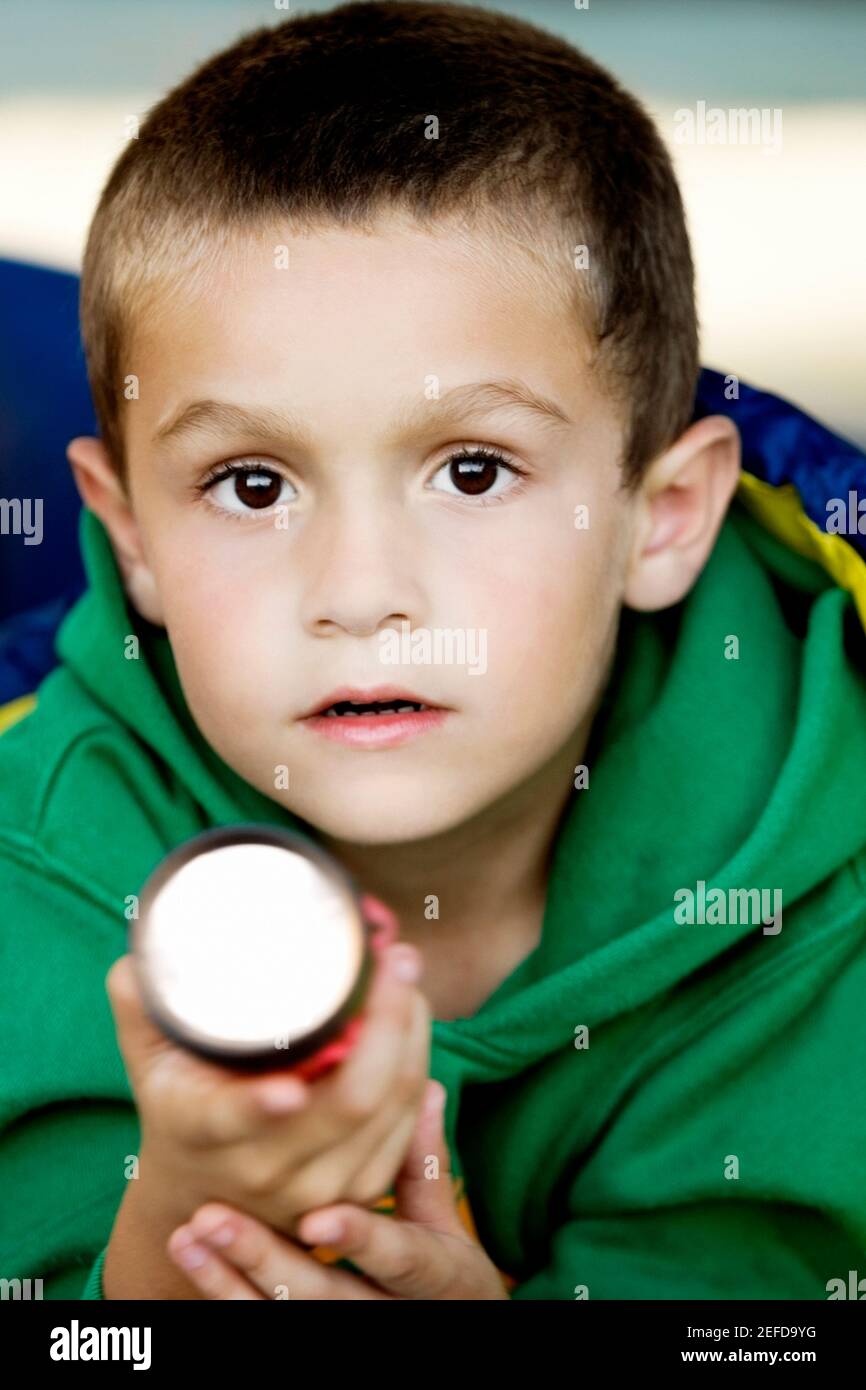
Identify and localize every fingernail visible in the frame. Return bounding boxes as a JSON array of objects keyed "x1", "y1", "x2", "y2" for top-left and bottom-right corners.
[
  {"x1": 203, "y1": 1222, "x2": 236, "y2": 1248},
  {"x1": 389, "y1": 946, "x2": 421, "y2": 983},
  {"x1": 304, "y1": 1216, "x2": 344, "y2": 1245},
  {"x1": 192, "y1": 1210, "x2": 238, "y2": 1246},
  {"x1": 258, "y1": 1079, "x2": 306, "y2": 1112},
  {"x1": 427, "y1": 1081, "x2": 446, "y2": 1115},
  {"x1": 175, "y1": 1242, "x2": 209, "y2": 1270}
]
